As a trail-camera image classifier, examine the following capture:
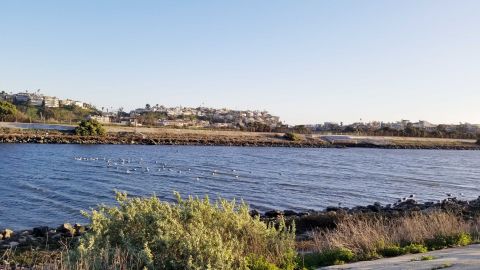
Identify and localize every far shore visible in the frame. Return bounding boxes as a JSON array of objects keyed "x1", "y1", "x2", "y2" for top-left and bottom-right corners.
[{"x1": 0, "y1": 124, "x2": 479, "y2": 150}]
